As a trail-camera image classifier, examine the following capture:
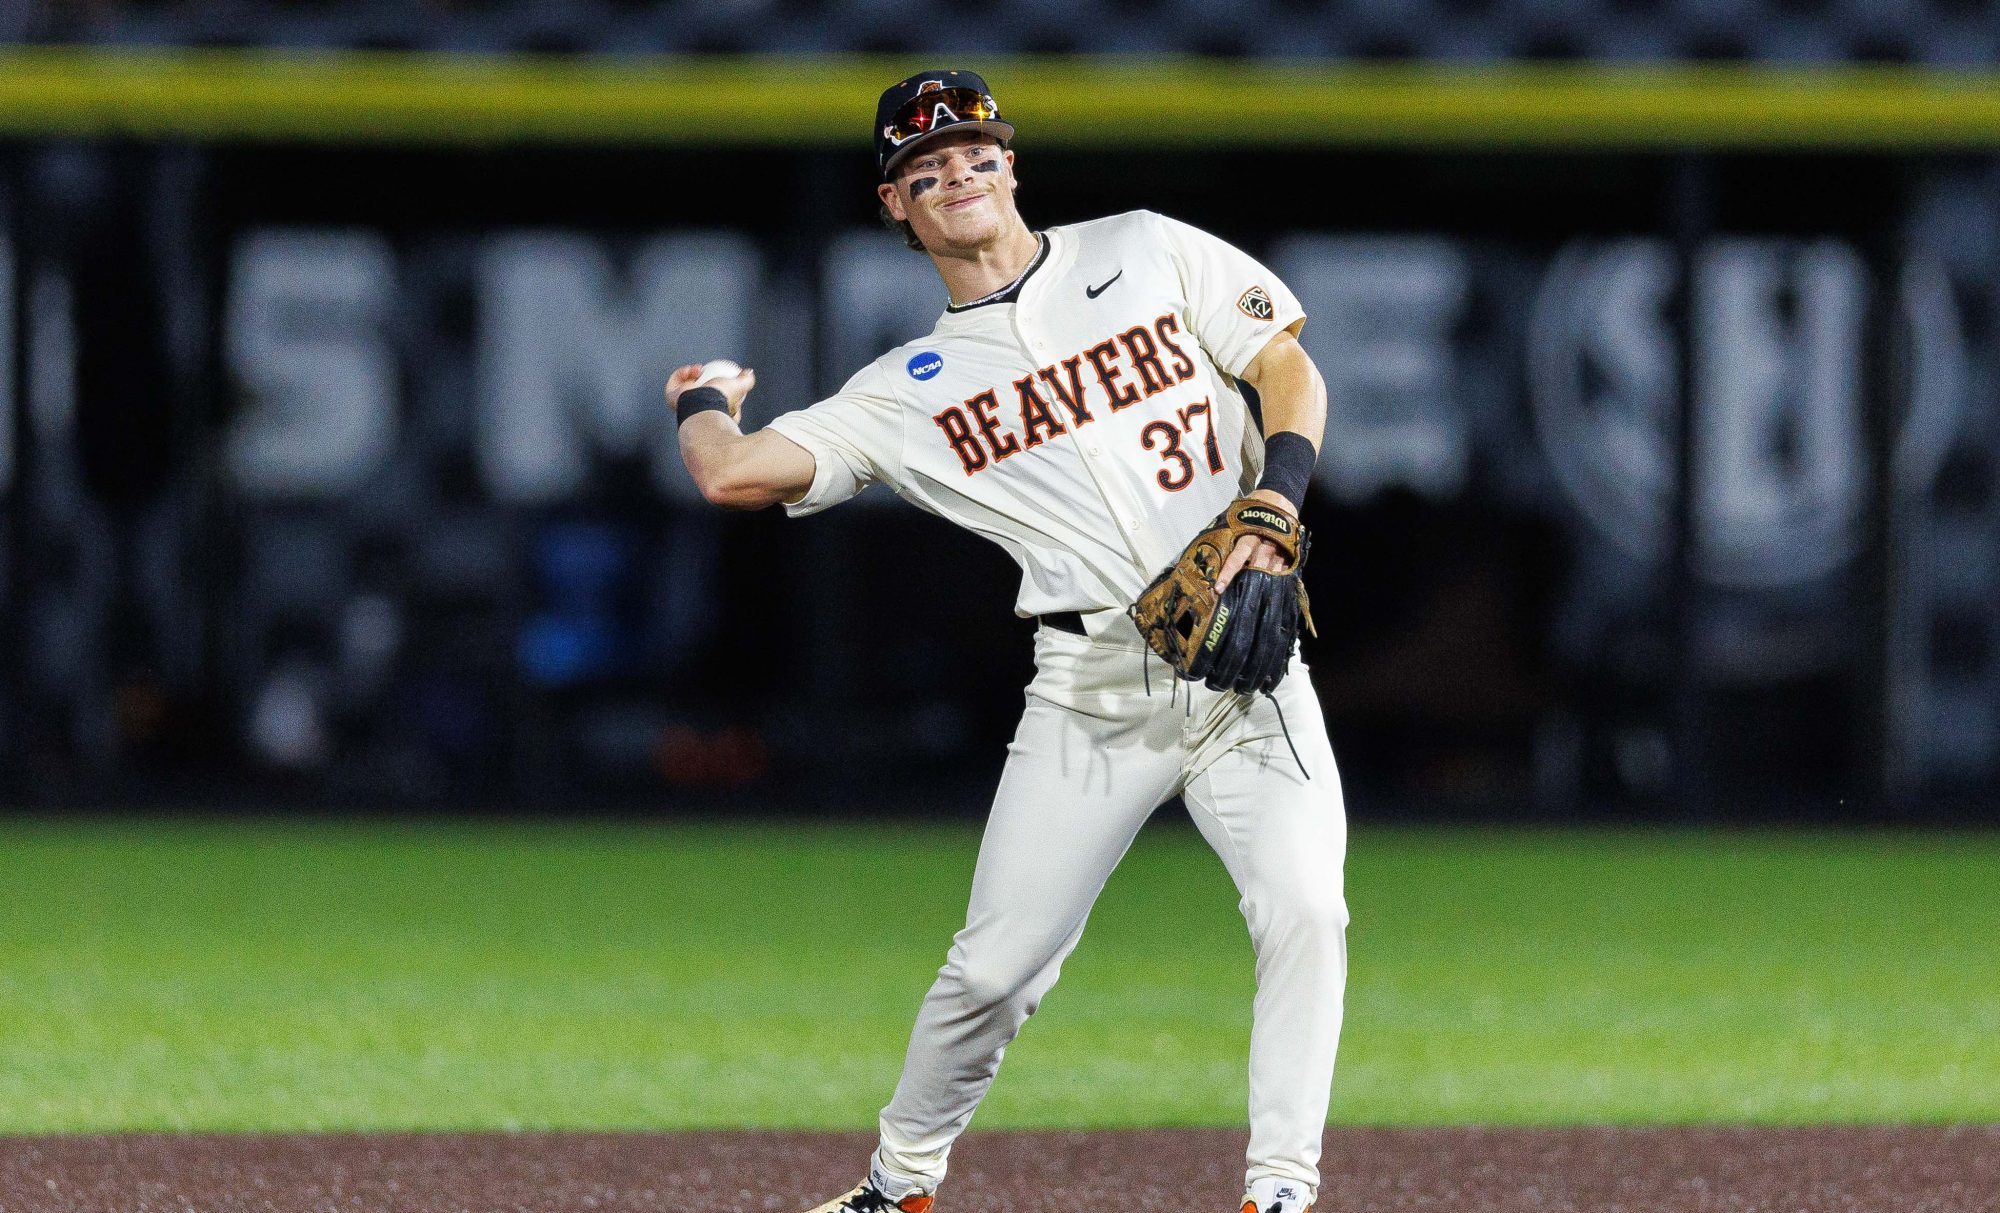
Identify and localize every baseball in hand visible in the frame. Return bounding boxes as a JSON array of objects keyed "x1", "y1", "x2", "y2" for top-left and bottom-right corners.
[{"x1": 696, "y1": 359, "x2": 744, "y2": 387}]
